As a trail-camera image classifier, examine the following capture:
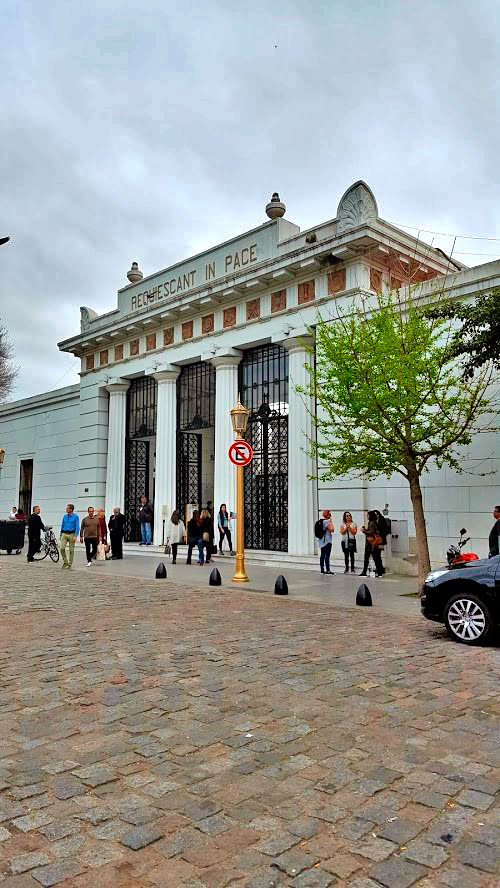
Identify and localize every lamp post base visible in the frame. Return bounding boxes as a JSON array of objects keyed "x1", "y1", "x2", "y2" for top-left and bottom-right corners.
[{"x1": 232, "y1": 556, "x2": 249, "y2": 583}]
